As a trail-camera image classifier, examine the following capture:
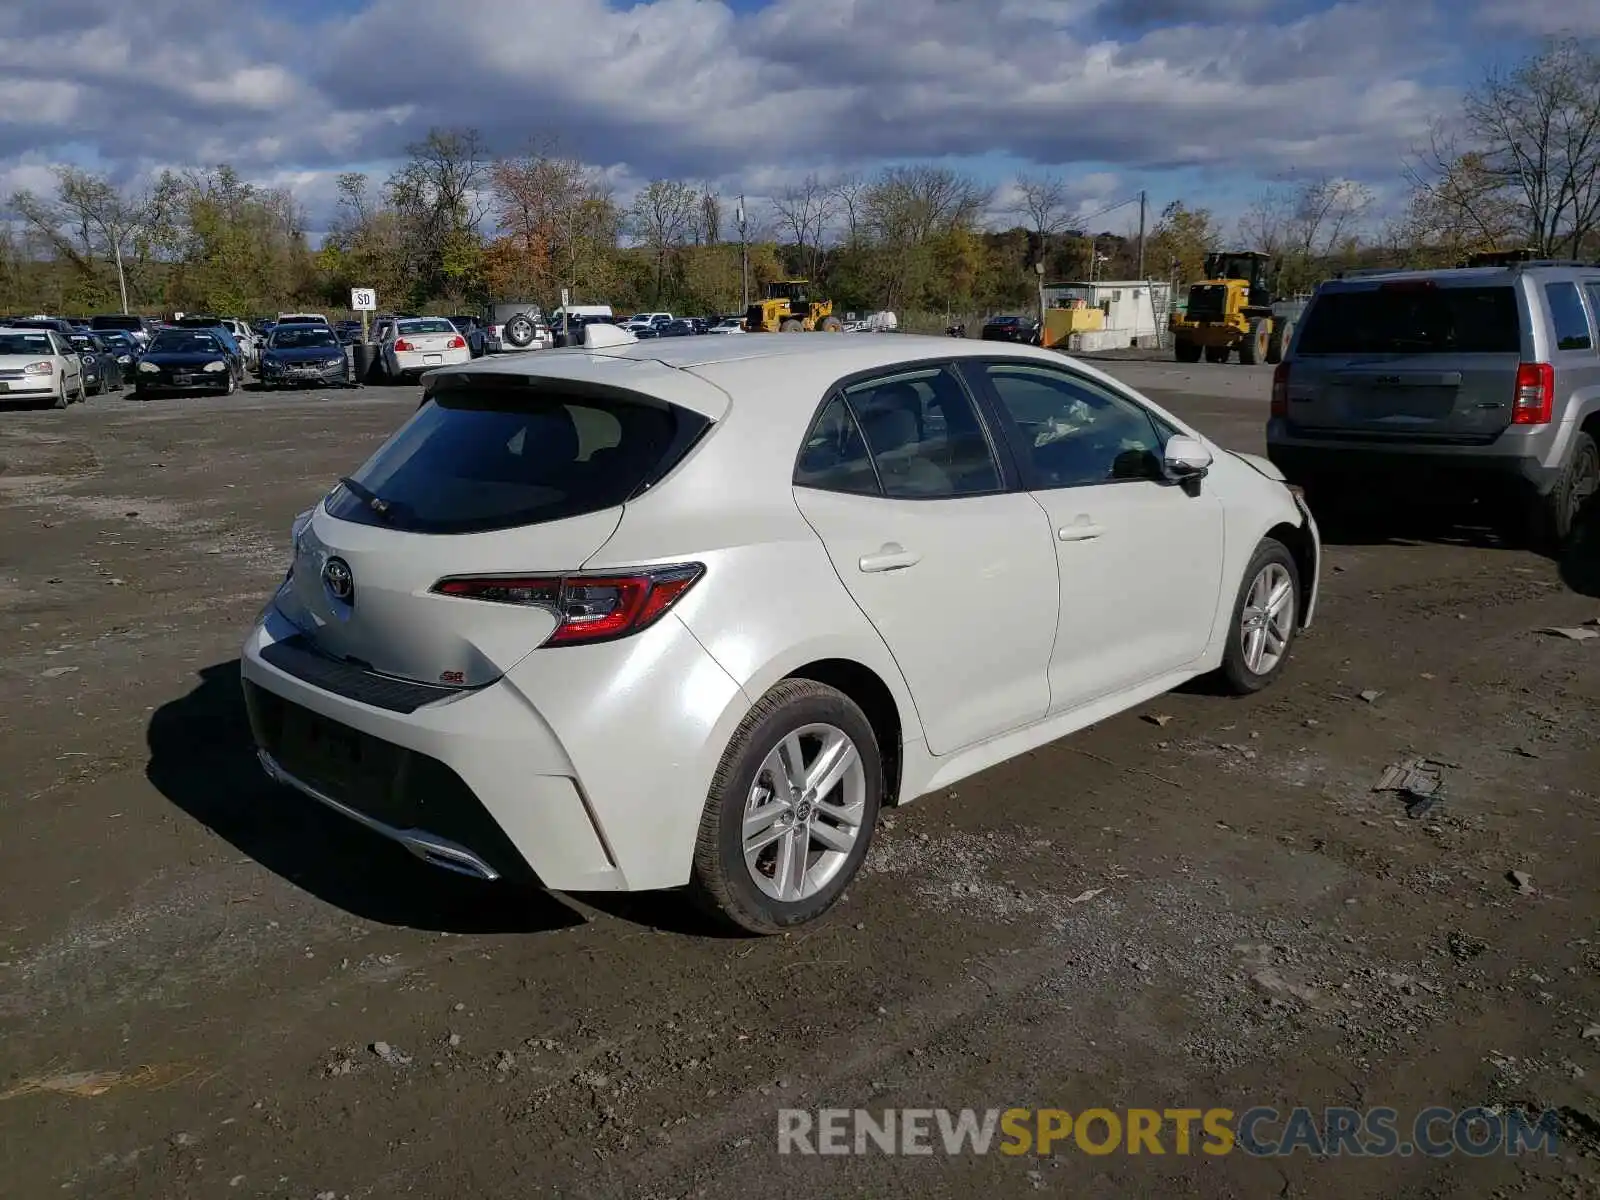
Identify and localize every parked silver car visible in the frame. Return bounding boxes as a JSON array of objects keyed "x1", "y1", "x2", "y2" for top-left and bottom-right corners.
[{"x1": 1267, "y1": 257, "x2": 1600, "y2": 547}]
